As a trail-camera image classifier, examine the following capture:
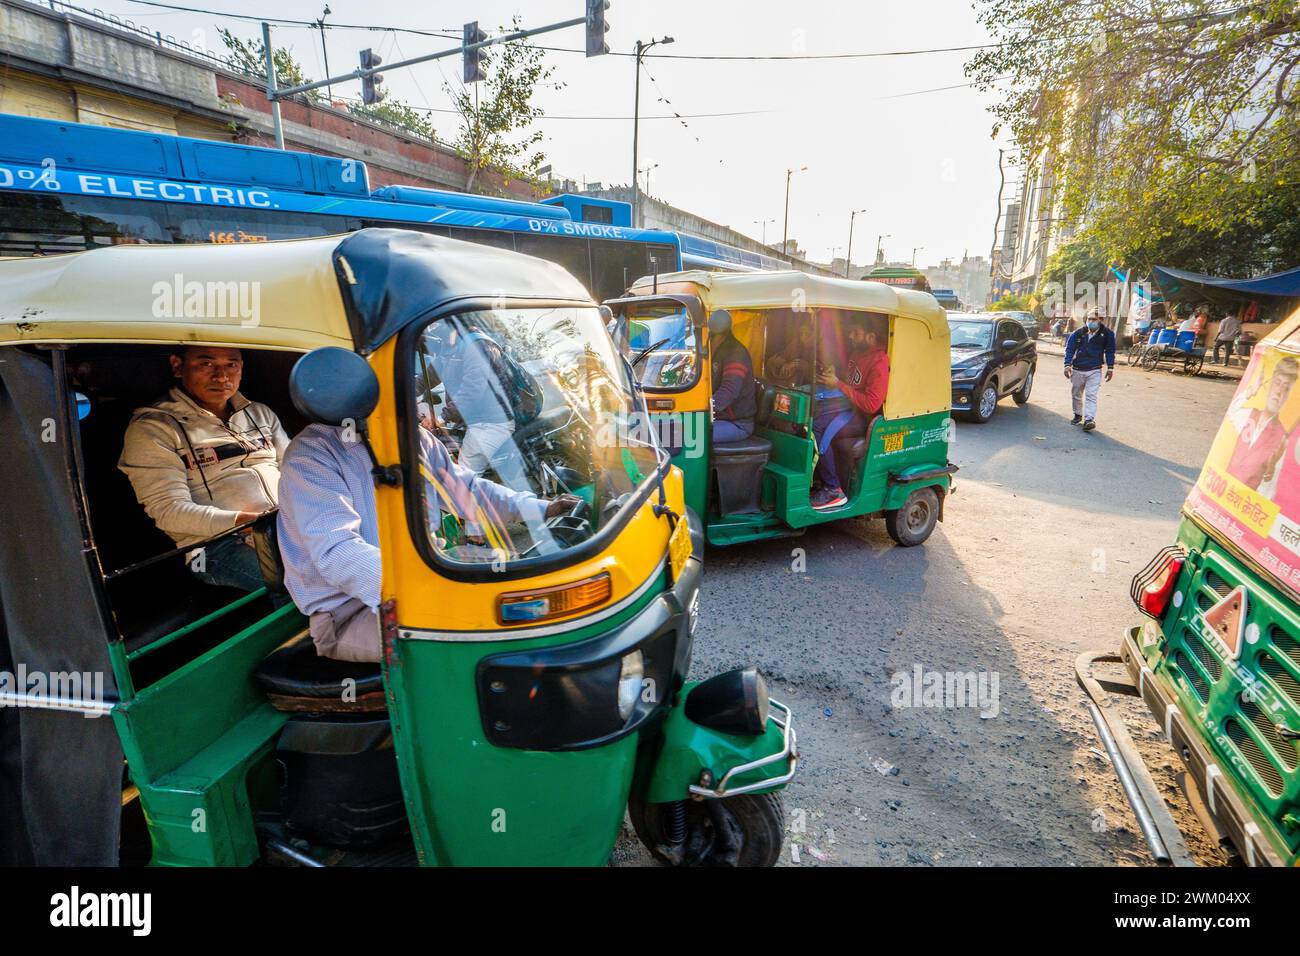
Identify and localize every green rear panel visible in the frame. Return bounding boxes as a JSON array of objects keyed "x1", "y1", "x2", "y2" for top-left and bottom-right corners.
[
  {"x1": 1139, "y1": 517, "x2": 1300, "y2": 863},
  {"x1": 384, "y1": 577, "x2": 666, "y2": 866}
]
